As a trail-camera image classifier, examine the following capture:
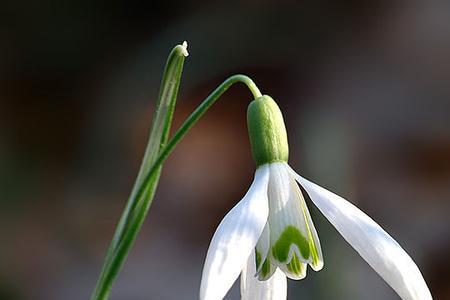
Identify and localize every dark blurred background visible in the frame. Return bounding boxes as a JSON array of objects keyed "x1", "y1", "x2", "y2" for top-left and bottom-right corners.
[{"x1": 1, "y1": 0, "x2": 450, "y2": 299}]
